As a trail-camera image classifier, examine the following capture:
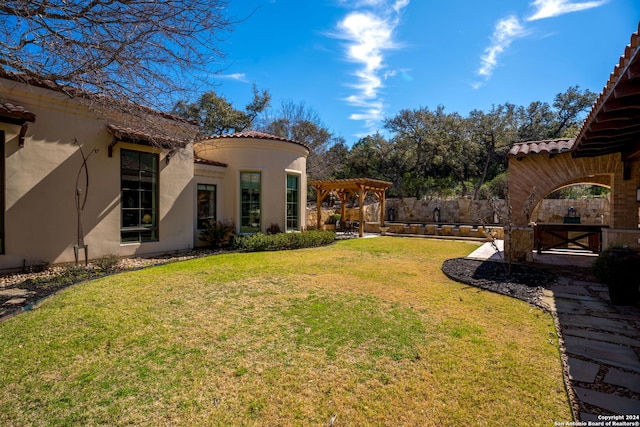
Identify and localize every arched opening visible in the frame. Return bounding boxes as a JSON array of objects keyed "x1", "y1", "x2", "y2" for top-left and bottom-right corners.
[
  {"x1": 528, "y1": 183, "x2": 614, "y2": 256},
  {"x1": 530, "y1": 183, "x2": 611, "y2": 226}
]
